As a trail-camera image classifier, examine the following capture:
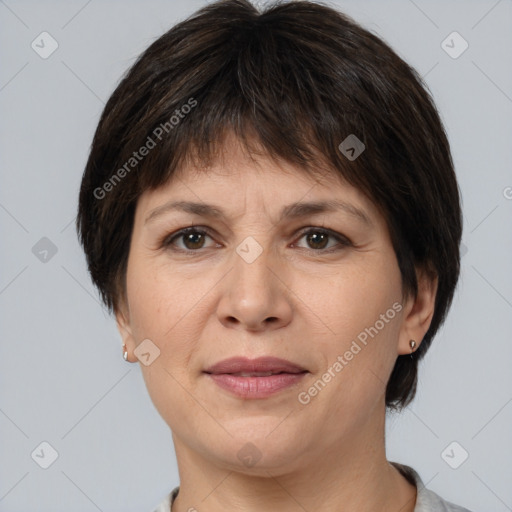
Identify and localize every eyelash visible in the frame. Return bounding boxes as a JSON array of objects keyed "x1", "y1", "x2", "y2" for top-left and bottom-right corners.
[{"x1": 161, "y1": 226, "x2": 352, "y2": 254}]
